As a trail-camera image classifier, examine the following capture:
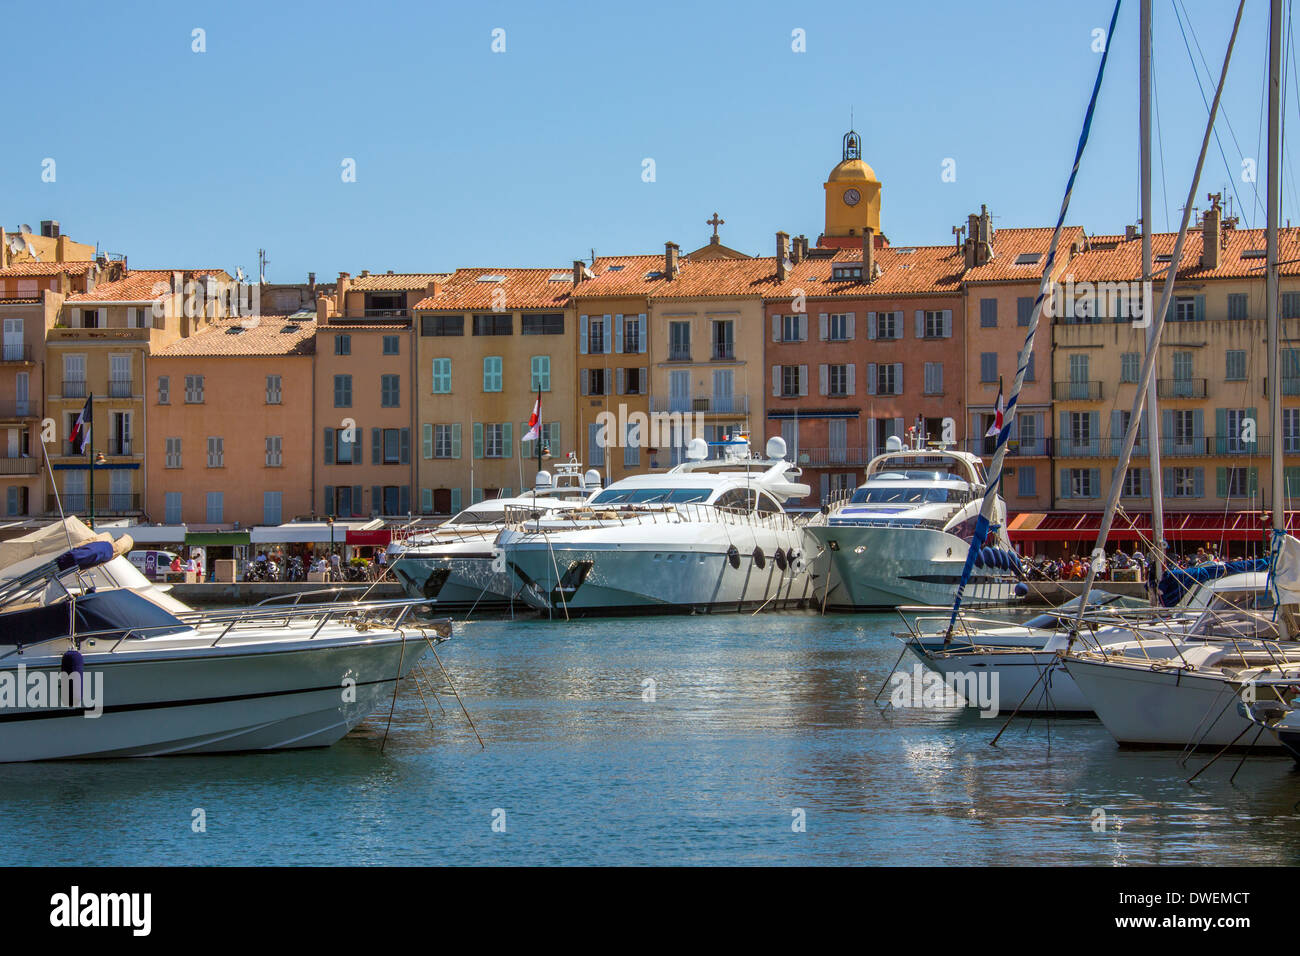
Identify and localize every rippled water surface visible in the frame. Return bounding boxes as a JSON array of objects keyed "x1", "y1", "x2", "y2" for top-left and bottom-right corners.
[{"x1": 3, "y1": 611, "x2": 1299, "y2": 865}]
